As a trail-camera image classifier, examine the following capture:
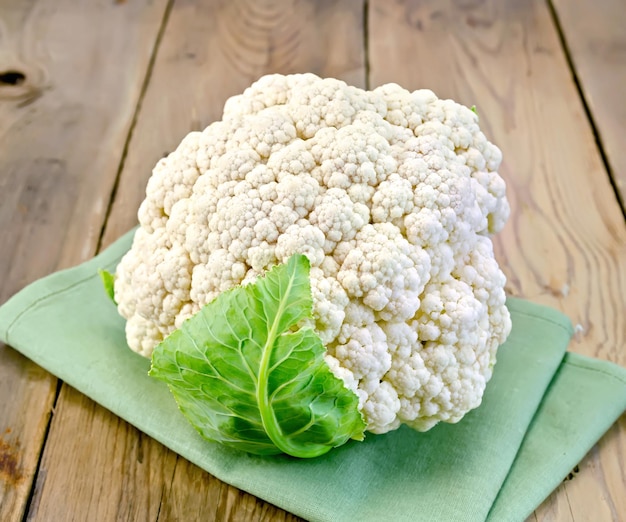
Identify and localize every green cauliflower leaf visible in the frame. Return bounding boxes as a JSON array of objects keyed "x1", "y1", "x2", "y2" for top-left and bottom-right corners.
[
  {"x1": 98, "y1": 269, "x2": 117, "y2": 305},
  {"x1": 149, "y1": 254, "x2": 366, "y2": 458}
]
